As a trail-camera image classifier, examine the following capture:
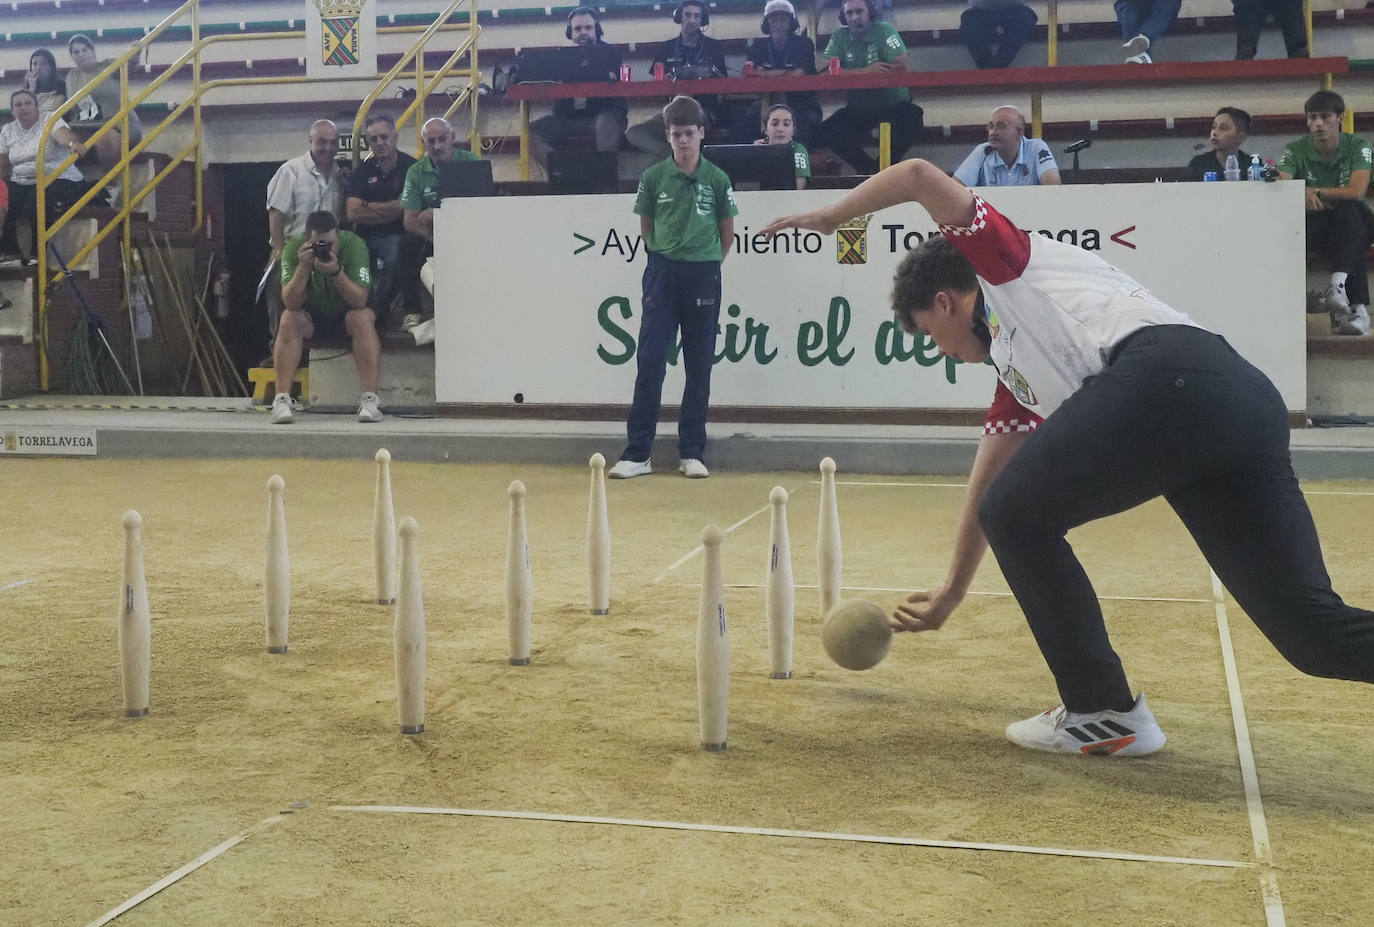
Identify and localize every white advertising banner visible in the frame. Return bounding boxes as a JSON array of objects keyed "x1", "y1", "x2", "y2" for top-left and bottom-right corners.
[
  {"x1": 305, "y1": 0, "x2": 377, "y2": 81},
  {"x1": 435, "y1": 182, "x2": 1306, "y2": 415}
]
